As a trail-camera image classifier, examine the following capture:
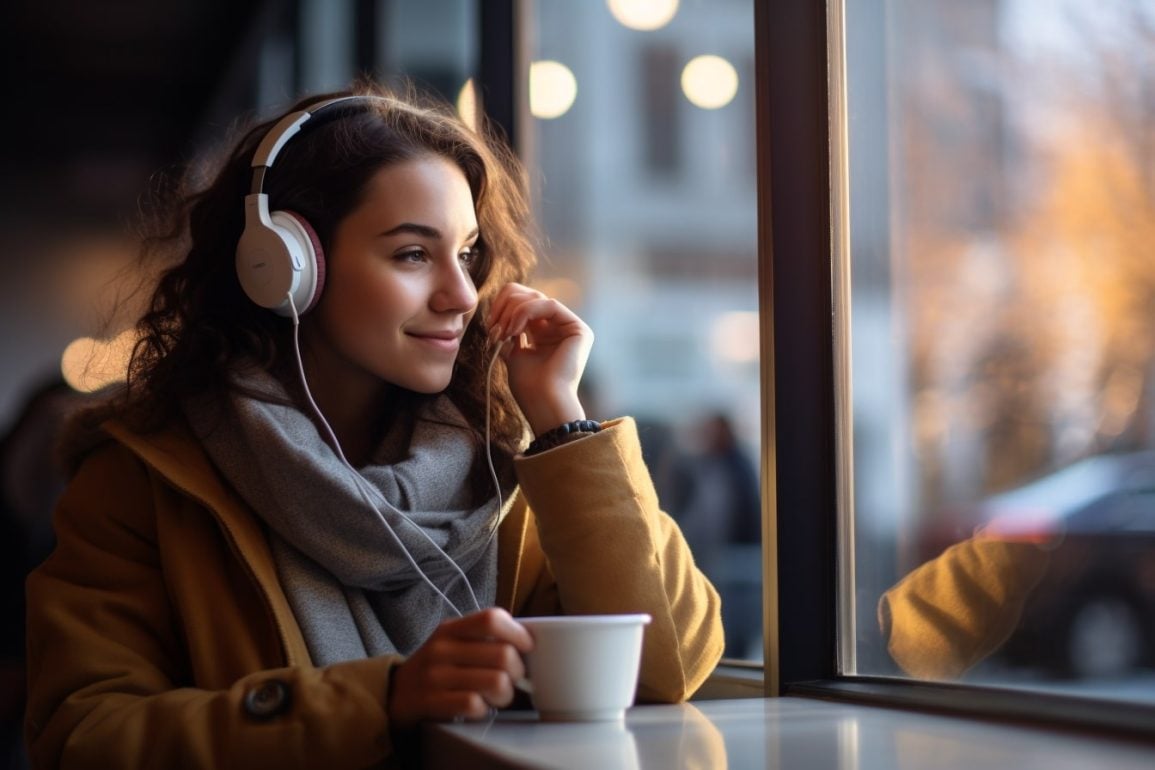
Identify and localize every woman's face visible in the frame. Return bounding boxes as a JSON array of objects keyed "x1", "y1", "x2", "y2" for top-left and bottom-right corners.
[{"x1": 305, "y1": 155, "x2": 481, "y2": 395}]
